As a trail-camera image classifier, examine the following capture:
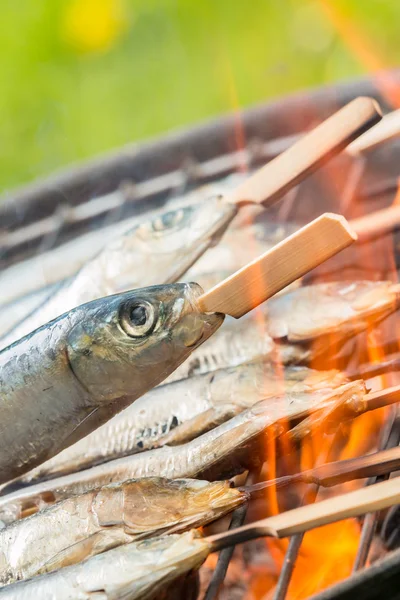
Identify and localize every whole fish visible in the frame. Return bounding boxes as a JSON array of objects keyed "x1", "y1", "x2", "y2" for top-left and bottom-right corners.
[
  {"x1": 0, "y1": 478, "x2": 244, "y2": 585},
  {"x1": 0, "y1": 530, "x2": 210, "y2": 600},
  {"x1": 1, "y1": 198, "x2": 236, "y2": 347},
  {"x1": 17, "y1": 364, "x2": 348, "y2": 483},
  {"x1": 0, "y1": 380, "x2": 365, "y2": 524},
  {"x1": 0, "y1": 283, "x2": 223, "y2": 484},
  {"x1": 266, "y1": 280, "x2": 400, "y2": 342},
  {"x1": 170, "y1": 281, "x2": 400, "y2": 381}
]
